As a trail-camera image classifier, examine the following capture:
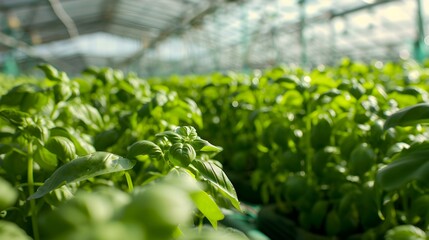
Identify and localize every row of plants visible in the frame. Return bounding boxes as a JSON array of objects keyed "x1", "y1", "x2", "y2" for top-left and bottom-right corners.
[
  {"x1": 2, "y1": 59, "x2": 429, "y2": 239},
  {"x1": 155, "y1": 59, "x2": 429, "y2": 239},
  {"x1": 0, "y1": 65, "x2": 244, "y2": 240}
]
